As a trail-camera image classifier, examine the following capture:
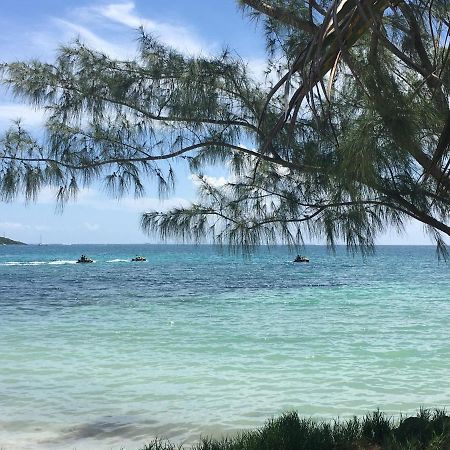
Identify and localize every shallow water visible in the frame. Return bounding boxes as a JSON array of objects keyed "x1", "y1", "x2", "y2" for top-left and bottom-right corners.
[{"x1": 1, "y1": 245, "x2": 450, "y2": 449}]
